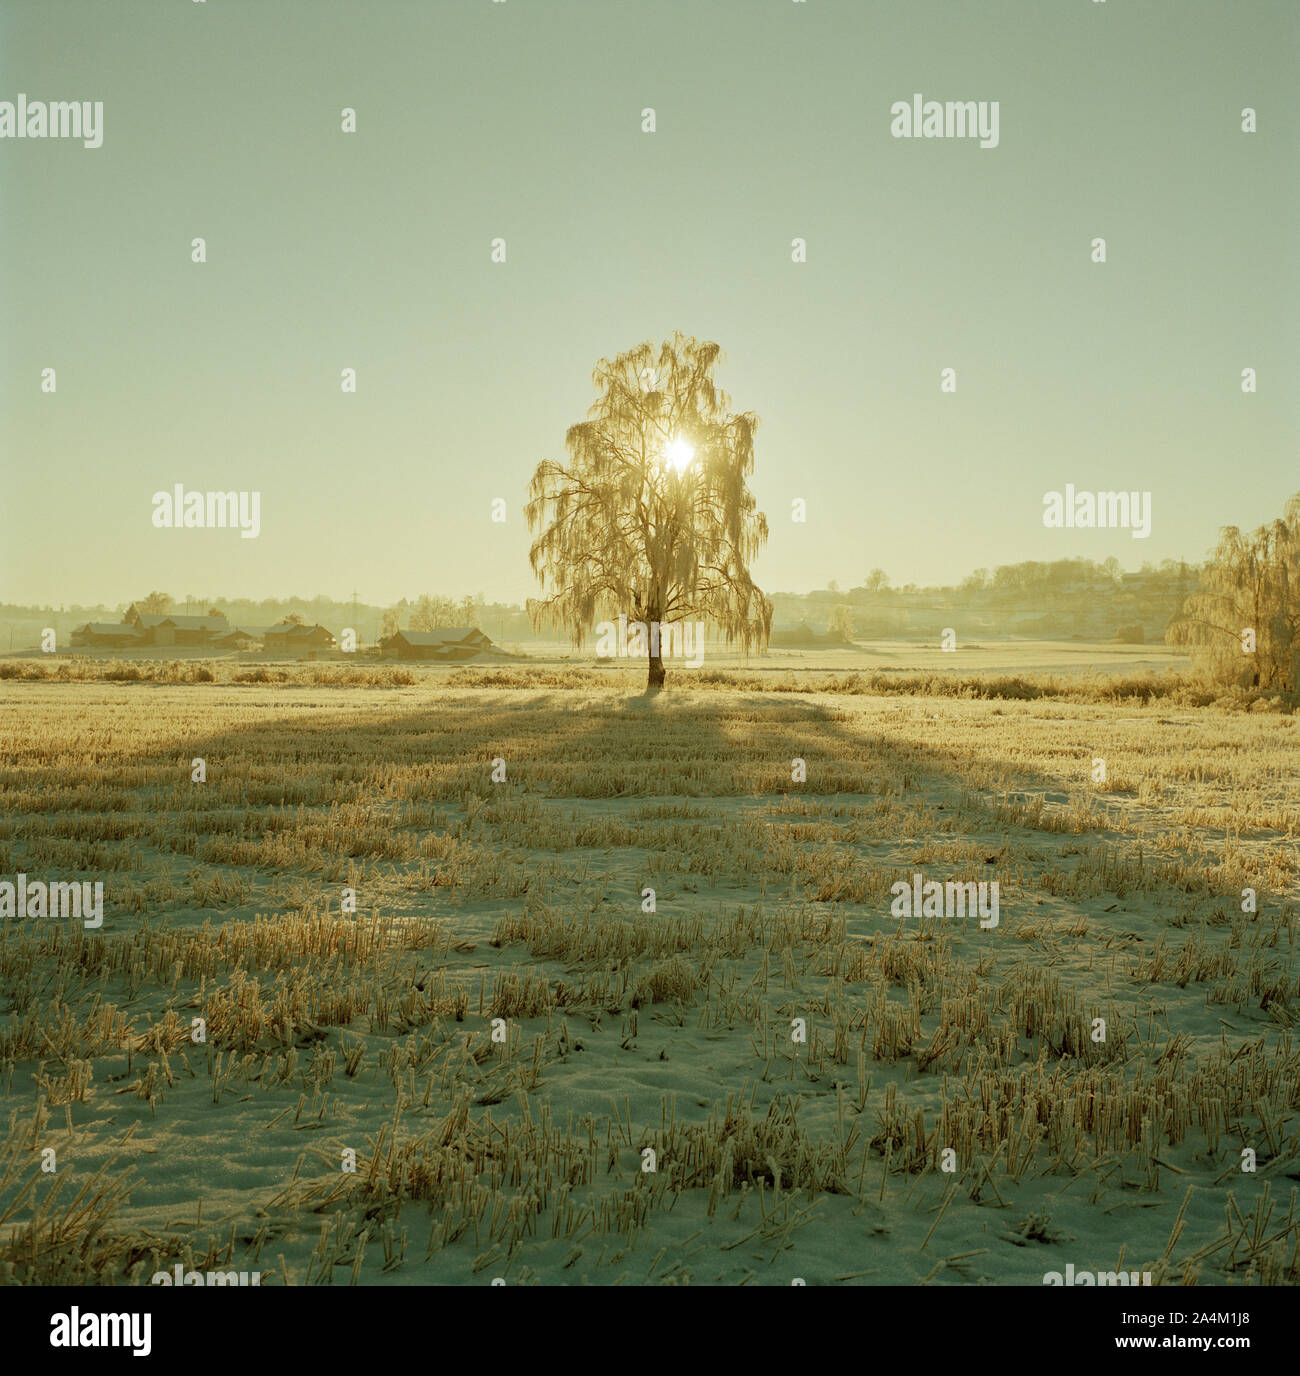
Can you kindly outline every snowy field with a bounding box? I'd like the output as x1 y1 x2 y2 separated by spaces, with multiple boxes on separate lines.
1 677 1296 1285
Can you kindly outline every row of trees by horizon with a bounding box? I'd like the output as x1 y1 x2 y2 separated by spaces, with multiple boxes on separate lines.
3 521 1295 694
772 557 1200 646
0 556 1201 646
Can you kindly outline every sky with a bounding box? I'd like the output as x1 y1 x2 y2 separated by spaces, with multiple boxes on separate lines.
2 0 1296 608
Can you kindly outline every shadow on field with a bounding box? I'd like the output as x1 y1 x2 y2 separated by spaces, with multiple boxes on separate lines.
77 684 1127 882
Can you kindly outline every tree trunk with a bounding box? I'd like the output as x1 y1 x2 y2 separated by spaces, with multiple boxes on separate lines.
647 648 666 693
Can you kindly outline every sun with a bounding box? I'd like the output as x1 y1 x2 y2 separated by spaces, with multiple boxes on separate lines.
664 438 695 473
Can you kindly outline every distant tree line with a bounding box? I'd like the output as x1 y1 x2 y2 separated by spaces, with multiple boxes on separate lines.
772 556 1200 642
9 498 1296 688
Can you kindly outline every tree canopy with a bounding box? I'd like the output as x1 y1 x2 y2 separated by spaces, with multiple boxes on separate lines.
1168 491 1299 692
526 333 771 689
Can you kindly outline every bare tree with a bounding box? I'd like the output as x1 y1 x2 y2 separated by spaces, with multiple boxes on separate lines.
828 605 855 643
526 333 771 691
410 595 456 631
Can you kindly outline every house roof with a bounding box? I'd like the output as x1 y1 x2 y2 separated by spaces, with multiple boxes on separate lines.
266 621 333 637
134 613 228 630
212 625 264 639
76 623 144 637
389 628 489 646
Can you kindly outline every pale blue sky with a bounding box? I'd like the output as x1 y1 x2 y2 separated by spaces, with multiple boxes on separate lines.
2 0 1296 606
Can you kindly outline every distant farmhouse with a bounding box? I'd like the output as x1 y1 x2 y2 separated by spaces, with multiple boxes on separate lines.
69 610 336 656
71 622 146 649
127 611 230 646
66 609 503 660
264 622 336 651
380 627 494 661
211 626 266 649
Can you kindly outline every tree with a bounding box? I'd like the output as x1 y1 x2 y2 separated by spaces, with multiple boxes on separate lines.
283 612 306 625
380 606 401 639
206 606 224 620
960 568 989 593
864 569 890 593
137 591 172 614
526 333 772 691
828 605 855 643
1167 492 1299 692
410 595 456 631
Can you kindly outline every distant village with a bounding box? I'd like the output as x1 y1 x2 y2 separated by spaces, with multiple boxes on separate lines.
68 605 499 661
